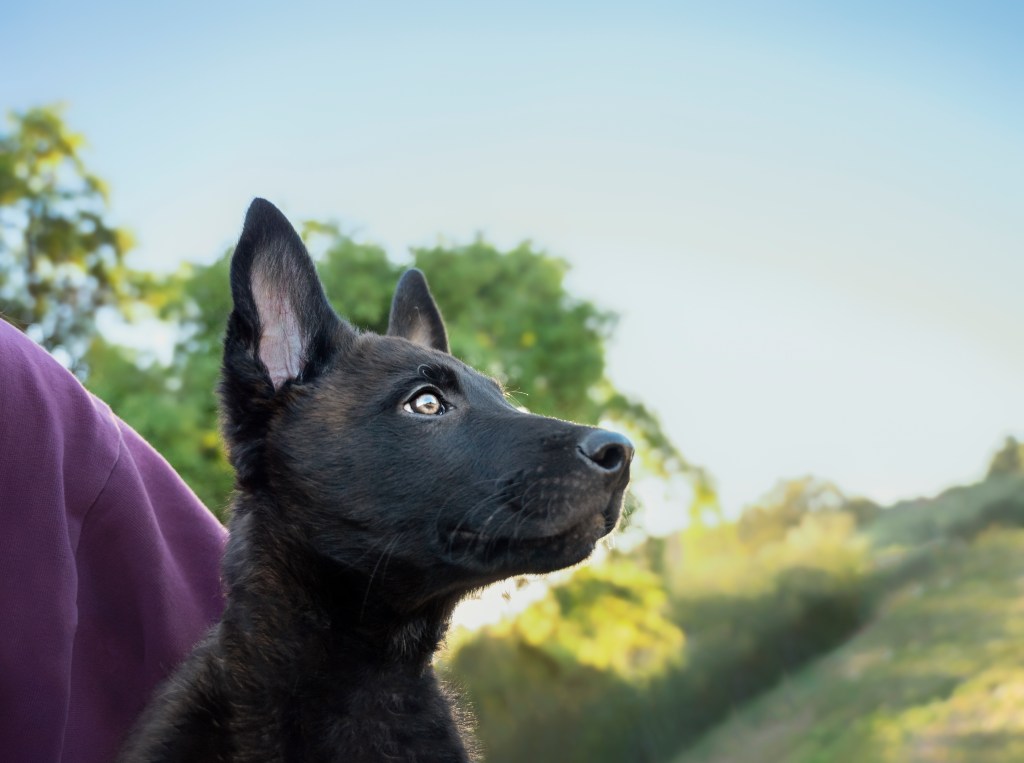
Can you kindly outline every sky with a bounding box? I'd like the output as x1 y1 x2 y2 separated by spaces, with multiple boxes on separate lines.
5 0 1023 529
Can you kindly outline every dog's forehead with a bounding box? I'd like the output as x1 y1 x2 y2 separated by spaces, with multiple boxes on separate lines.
343 334 503 397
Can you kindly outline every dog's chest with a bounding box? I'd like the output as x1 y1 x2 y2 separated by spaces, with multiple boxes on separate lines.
271 667 470 763
132 636 472 762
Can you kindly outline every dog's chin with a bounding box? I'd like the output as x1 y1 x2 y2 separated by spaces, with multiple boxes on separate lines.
446 495 623 578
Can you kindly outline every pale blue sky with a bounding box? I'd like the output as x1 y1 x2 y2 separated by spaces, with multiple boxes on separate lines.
5 1 1022 523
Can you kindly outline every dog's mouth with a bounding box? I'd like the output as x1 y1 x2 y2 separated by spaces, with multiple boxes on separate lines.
442 496 621 574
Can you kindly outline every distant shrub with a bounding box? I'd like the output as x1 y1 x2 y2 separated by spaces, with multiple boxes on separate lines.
736 477 880 555
949 477 1024 540
987 435 1024 479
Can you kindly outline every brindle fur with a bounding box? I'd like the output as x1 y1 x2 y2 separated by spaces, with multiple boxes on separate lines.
117 199 633 762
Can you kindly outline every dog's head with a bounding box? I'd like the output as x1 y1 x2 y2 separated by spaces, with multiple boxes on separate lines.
221 199 632 607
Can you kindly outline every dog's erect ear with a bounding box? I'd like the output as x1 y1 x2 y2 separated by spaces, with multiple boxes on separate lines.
387 269 449 353
226 198 346 392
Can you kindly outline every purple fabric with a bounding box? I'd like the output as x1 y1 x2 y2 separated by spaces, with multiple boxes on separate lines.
0 321 227 762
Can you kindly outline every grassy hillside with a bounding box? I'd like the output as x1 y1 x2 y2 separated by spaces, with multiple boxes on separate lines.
674 475 1024 763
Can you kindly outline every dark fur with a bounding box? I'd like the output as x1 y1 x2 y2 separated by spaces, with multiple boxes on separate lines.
117 199 633 762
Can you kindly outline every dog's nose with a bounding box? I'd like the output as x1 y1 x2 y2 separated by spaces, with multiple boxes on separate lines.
577 430 634 475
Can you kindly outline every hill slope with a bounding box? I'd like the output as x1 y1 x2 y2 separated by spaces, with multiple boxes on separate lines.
673 477 1024 763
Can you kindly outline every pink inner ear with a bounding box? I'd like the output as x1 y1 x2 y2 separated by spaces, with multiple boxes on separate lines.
407 324 434 348
253 268 303 389
405 308 433 347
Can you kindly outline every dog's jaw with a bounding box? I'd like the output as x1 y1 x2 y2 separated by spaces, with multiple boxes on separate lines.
438 484 627 580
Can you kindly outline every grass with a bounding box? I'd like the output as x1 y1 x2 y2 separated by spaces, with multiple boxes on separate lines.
672 521 1024 763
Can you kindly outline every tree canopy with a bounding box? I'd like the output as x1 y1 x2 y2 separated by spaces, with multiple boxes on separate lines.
987 435 1024 479
0 105 135 375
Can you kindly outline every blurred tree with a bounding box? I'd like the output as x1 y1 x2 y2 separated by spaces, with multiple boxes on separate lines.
987 435 1024 479
0 105 135 375
737 476 877 548
446 558 684 763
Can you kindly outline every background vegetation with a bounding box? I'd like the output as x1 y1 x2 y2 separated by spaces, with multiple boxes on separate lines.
3 106 1022 762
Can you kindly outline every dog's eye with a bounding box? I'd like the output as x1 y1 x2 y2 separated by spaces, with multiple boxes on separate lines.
403 390 447 416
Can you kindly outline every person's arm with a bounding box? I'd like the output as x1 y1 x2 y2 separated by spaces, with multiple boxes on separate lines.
0 321 227 763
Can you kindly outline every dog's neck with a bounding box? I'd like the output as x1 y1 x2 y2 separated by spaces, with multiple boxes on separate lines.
214 504 474 761
221 505 458 671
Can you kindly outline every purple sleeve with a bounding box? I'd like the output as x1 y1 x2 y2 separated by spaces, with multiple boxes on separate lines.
0 321 227 763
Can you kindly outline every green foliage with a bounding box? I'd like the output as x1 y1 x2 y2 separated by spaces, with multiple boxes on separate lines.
445 559 685 763
305 223 403 333
0 105 135 375
987 435 1024 479
862 472 1024 551
737 476 879 549
85 334 233 515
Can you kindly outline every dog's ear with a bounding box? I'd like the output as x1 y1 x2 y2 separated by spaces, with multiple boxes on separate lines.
225 198 349 393
222 199 353 484
387 269 449 353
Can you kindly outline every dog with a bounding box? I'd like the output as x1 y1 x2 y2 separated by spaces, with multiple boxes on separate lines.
117 198 634 762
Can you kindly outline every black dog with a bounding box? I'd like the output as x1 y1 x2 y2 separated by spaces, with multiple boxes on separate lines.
117 199 633 762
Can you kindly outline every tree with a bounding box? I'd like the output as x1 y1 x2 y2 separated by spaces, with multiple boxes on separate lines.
987 436 1024 479
737 476 876 548
445 558 684 763
0 105 134 375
